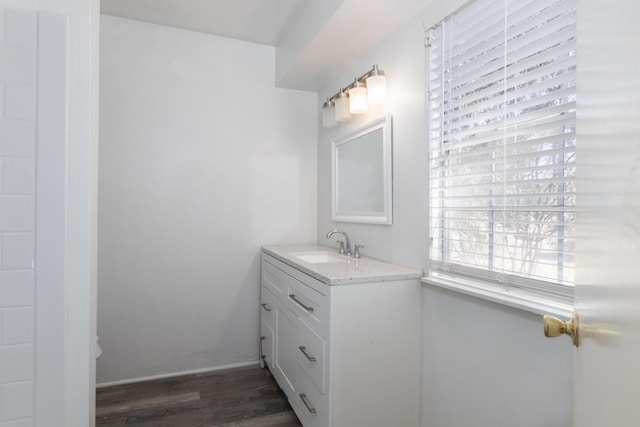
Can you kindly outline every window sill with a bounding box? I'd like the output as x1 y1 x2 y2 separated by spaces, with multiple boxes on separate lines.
421 275 573 318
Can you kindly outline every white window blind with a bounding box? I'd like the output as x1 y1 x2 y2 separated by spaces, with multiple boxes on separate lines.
428 0 576 301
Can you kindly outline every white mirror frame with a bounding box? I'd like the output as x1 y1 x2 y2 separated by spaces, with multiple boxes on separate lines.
331 114 393 224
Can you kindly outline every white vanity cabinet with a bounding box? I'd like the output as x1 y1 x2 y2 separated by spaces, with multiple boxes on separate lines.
260 247 422 427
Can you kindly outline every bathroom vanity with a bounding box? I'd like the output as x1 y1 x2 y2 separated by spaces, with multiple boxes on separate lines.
260 245 422 427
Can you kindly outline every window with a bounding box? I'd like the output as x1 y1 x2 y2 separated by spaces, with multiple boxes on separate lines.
428 0 576 304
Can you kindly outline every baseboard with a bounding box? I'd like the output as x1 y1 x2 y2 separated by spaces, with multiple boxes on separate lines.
96 360 260 388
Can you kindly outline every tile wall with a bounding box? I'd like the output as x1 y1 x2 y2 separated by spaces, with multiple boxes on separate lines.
0 7 37 427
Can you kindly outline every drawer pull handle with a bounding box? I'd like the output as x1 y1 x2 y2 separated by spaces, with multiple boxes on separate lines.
289 294 314 312
261 303 272 312
298 346 317 362
299 393 317 414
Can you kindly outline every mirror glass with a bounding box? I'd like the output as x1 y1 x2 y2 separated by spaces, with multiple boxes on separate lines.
332 114 392 224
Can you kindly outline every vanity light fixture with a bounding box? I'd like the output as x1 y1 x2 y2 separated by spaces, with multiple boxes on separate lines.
366 64 387 105
334 89 351 122
322 98 337 127
321 64 388 127
348 78 368 114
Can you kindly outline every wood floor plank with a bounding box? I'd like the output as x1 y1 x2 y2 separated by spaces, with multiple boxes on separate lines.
96 366 302 427
96 391 201 417
213 411 302 427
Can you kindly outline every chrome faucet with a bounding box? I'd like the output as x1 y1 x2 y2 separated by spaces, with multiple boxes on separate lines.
325 229 352 256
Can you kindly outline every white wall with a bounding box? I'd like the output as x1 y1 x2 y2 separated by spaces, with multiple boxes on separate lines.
316 4 573 426
423 287 572 426
317 25 427 268
97 16 317 384
0 1 98 426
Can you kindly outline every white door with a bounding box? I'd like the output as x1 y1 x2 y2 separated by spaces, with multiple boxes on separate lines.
573 0 640 425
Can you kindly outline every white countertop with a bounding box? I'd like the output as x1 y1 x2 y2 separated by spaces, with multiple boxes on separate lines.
262 245 422 285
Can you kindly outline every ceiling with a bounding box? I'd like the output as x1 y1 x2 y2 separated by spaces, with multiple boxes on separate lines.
100 0 304 46
100 0 430 90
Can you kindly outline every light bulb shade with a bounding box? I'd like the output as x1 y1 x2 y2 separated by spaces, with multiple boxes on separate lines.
366 65 387 105
322 99 337 127
366 74 387 105
334 91 351 122
348 79 368 114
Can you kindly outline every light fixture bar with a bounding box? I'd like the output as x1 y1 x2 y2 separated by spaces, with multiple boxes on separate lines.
325 64 386 104
321 64 387 128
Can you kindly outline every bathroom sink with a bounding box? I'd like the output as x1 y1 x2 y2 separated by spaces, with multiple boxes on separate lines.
292 251 346 264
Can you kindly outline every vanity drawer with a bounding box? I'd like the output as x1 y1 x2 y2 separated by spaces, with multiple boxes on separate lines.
285 274 327 336
295 368 325 427
297 319 325 392
262 258 287 297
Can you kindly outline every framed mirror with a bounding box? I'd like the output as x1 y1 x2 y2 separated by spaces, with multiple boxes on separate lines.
331 114 392 224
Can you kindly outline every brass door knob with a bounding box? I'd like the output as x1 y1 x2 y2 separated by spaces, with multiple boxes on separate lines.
543 313 579 347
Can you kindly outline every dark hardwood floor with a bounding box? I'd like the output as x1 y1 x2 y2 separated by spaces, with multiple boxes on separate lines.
96 365 302 427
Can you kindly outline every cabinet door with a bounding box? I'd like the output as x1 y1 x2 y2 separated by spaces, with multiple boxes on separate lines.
260 286 275 328
274 301 298 401
260 286 276 368
260 318 274 368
